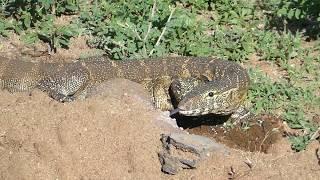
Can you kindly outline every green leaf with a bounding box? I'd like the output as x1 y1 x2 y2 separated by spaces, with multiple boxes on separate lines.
22 13 31 28
277 8 287 17
287 8 295 19
294 9 301 19
21 31 39 44
289 135 310 151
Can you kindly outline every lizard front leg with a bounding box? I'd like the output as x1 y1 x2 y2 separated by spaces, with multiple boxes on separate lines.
140 76 174 111
37 65 91 102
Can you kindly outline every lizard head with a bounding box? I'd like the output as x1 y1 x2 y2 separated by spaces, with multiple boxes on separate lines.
171 82 245 116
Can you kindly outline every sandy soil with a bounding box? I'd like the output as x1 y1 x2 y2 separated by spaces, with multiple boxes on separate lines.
0 37 319 179
0 79 319 179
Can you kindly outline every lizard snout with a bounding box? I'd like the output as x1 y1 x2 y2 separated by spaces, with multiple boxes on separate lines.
175 102 203 116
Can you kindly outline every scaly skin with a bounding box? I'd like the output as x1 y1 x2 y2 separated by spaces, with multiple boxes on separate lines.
0 56 250 116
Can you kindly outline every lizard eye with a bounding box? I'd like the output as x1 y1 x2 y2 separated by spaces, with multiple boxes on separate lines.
208 92 214 97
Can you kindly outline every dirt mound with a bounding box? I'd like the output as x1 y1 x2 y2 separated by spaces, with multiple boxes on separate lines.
0 79 319 179
0 79 165 179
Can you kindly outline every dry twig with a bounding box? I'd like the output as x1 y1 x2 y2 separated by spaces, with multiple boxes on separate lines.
149 6 175 56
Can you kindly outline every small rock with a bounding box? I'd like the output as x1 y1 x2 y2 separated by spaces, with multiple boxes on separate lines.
159 133 228 175
158 151 181 175
162 133 226 158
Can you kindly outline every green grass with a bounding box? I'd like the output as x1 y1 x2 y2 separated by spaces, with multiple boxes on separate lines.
0 0 319 151
248 68 319 151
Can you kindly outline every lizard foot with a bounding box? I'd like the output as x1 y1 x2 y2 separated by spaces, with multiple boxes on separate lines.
230 106 251 125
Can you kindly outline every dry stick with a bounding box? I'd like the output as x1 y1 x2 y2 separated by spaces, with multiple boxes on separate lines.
244 157 253 169
316 148 320 166
112 40 128 50
101 22 130 50
143 0 157 57
310 127 320 141
149 6 176 56
112 40 128 57
259 128 279 152
115 21 148 57
127 22 143 41
117 22 142 41
144 0 157 42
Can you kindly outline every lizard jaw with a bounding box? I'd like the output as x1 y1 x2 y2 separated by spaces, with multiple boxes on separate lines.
170 107 207 116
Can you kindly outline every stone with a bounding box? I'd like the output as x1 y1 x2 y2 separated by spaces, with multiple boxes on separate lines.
162 133 226 158
159 133 228 175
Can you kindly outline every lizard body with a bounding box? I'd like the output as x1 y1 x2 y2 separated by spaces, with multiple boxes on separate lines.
0 56 250 116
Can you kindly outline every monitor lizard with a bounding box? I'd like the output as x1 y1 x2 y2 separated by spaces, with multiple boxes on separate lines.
0 56 250 116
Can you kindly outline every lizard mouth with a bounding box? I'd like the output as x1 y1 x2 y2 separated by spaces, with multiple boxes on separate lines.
170 108 207 116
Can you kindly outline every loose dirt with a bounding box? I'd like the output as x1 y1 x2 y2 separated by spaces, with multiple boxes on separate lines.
186 114 285 153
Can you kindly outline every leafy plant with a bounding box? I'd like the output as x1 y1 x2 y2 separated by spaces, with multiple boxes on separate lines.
78 0 215 59
0 0 82 52
174 0 210 10
276 0 320 21
255 30 301 63
261 0 320 38
211 26 255 61
248 69 319 151
212 0 257 26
